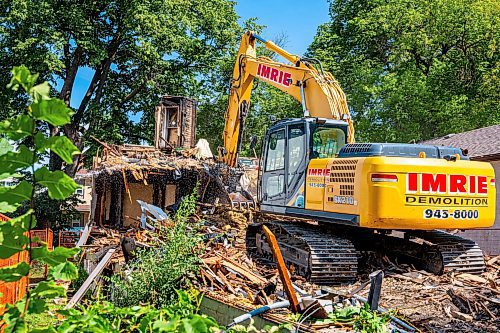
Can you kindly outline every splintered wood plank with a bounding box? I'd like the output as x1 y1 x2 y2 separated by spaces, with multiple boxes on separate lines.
65 248 116 309
261 225 299 313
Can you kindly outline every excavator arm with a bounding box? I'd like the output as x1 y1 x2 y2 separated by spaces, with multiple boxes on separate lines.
221 31 354 167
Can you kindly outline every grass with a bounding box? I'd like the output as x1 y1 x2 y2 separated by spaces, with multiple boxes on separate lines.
25 302 62 329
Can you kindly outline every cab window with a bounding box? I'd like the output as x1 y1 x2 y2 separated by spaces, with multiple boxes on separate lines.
312 127 346 158
288 124 305 185
265 129 285 171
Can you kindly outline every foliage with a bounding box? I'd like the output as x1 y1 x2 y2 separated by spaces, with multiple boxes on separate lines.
322 304 391 333
15 190 82 230
111 188 203 308
25 303 62 330
0 66 81 332
69 262 89 293
0 0 241 173
308 0 500 142
47 290 218 333
353 303 391 333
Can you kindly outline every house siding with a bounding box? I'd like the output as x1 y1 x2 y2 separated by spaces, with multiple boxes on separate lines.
458 160 500 255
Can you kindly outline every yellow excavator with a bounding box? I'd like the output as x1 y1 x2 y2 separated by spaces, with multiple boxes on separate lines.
219 31 496 284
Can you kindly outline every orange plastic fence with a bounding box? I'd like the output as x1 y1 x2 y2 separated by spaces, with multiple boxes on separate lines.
30 228 54 250
59 230 80 248
0 213 29 312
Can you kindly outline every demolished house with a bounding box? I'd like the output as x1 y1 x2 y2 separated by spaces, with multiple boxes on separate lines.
89 96 233 229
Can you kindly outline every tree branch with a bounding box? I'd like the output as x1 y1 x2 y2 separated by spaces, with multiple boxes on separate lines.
63 42 71 76
118 81 147 107
59 46 82 104
75 21 122 121
74 65 102 123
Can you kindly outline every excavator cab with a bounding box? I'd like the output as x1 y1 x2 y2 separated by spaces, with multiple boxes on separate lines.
259 117 348 214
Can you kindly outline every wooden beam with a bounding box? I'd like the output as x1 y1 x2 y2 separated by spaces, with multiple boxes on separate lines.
261 225 299 313
65 247 116 309
122 169 132 204
76 224 91 248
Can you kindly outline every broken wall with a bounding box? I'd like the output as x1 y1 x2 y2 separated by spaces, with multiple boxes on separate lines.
154 96 197 151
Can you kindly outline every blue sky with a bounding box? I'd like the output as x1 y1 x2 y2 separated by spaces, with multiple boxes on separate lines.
67 1 331 112
236 0 330 55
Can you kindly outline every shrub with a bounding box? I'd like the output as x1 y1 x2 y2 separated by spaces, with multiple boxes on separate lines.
111 188 203 308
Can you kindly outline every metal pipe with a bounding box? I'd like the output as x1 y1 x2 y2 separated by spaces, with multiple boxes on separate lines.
299 82 309 117
227 300 291 327
301 57 326 76
252 34 266 44
251 33 301 64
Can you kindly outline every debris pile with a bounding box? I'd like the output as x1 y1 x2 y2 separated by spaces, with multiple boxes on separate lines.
72 137 498 332
324 256 500 332
92 138 214 173
384 261 499 332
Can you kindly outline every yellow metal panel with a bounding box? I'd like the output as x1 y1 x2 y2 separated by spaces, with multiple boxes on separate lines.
324 158 365 215
358 157 496 229
305 159 329 211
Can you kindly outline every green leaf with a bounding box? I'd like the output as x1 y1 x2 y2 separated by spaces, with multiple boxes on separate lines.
0 262 30 282
31 245 80 266
0 213 33 259
35 134 80 164
27 281 66 315
7 65 38 92
0 138 13 156
30 82 51 102
30 328 57 333
4 315 28 333
0 181 33 213
180 316 215 333
31 98 73 126
49 262 78 281
153 319 178 331
0 115 34 141
0 145 35 181
35 167 79 199
10 211 36 229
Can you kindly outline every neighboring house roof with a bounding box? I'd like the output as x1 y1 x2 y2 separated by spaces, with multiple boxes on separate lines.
421 124 500 161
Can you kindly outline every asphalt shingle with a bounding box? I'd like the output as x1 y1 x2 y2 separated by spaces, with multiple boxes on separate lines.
421 124 500 160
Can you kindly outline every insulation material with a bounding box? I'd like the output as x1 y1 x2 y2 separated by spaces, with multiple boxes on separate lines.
195 139 214 159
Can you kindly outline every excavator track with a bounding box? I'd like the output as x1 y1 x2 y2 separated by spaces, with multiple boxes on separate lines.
247 219 486 285
409 230 486 274
249 222 359 285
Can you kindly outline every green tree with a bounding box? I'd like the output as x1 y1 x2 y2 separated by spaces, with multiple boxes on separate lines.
0 0 240 175
308 0 499 143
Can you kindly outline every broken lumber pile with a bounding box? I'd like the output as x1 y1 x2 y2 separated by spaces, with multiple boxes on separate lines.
322 255 500 333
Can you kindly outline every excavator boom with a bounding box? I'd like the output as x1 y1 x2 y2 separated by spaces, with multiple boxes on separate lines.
221 31 354 167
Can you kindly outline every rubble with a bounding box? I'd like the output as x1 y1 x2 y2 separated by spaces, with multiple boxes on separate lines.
72 197 500 332
324 257 499 332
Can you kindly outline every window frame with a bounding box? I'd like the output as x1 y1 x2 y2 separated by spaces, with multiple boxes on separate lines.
264 128 286 172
